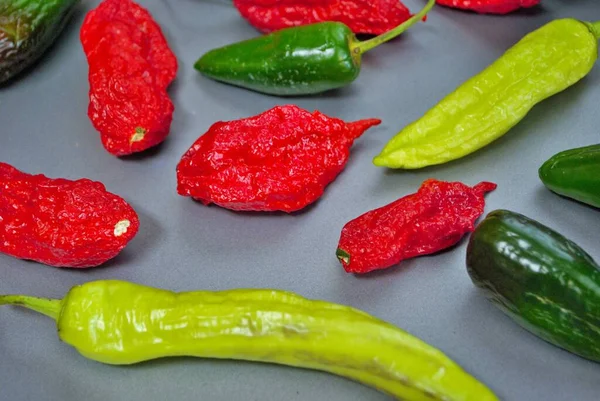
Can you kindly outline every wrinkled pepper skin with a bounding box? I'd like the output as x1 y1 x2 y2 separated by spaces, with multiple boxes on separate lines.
0 163 139 268
466 210 600 362
0 279 500 401
80 0 178 156
232 0 413 35
0 0 80 84
436 0 539 14
195 0 434 96
337 179 496 274
374 19 600 169
539 144 600 209
177 105 380 212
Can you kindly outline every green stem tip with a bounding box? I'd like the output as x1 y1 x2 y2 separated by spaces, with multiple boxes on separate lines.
336 249 351 265
353 0 436 55
0 295 61 320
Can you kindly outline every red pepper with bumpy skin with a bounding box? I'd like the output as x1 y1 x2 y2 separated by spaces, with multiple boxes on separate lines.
436 0 539 14
0 163 139 268
336 179 496 274
232 0 413 35
80 0 177 156
177 105 380 213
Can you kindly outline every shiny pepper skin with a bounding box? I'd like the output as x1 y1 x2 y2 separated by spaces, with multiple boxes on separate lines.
177 105 381 212
80 0 178 156
195 0 434 96
538 144 600 209
0 0 80 85
232 0 413 35
0 279 500 400
436 0 540 14
0 163 139 268
374 19 600 169
336 179 496 274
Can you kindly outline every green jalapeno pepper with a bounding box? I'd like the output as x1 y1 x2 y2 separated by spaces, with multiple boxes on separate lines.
467 209 600 362
194 0 435 96
373 19 600 169
0 0 81 84
0 279 499 401
539 144 600 208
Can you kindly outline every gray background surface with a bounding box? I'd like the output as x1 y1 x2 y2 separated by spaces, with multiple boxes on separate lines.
1 0 599 400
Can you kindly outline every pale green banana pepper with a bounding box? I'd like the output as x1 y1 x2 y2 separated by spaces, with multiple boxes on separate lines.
374 19 600 169
0 280 498 401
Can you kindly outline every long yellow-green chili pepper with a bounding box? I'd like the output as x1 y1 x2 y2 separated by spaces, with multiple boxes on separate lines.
374 19 600 169
0 280 499 401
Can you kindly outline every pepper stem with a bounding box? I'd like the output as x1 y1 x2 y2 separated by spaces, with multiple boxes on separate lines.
585 21 600 39
336 249 351 265
352 0 436 55
0 295 61 320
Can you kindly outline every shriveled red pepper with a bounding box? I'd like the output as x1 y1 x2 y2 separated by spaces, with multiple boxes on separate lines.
0 163 139 268
436 0 540 14
176 105 381 212
232 0 413 35
336 179 496 274
80 0 178 156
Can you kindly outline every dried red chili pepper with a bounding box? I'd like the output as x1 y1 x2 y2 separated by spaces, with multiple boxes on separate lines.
0 162 139 268
436 0 540 14
232 0 413 35
80 0 178 156
336 179 496 274
176 105 381 213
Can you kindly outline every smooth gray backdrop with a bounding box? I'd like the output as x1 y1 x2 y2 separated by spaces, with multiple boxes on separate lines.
1 0 599 400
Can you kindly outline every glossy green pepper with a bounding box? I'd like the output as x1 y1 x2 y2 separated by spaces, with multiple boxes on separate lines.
373 19 600 169
194 0 434 96
0 279 499 401
466 210 600 362
0 0 80 84
539 144 600 208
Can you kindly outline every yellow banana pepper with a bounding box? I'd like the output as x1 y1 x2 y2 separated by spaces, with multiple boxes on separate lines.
0 280 498 401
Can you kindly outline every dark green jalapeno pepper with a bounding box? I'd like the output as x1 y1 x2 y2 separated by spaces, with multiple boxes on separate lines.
194 0 435 96
539 144 600 208
0 0 80 84
466 209 600 363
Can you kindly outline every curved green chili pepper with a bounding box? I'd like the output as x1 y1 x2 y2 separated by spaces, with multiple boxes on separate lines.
194 0 435 96
539 144 600 208
0 279 499 401
373 19 600 169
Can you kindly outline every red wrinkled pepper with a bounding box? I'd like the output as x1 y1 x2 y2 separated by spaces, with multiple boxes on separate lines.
336 179 496 274
177 105 381 212
436 0 540 14
232 0 413 35
0 163 139 268
80 0 178 156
